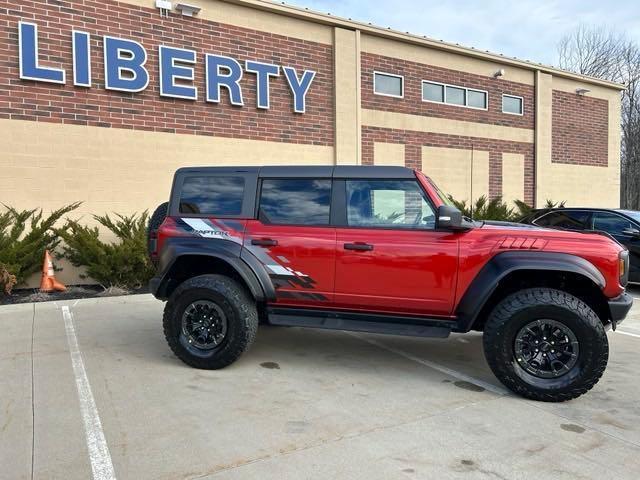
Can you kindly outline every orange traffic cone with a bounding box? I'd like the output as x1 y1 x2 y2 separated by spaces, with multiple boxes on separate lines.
39 250 66 293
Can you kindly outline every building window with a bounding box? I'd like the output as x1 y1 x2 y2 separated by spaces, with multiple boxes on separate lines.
467 89 488 109
259 178 332 225
502 94 524 115
422 81 487 109
373 72 404 98
446 85 466 106
422 82 444 103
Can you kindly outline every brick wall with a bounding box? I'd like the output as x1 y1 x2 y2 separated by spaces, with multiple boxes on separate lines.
0 0 334 145
552 90 608 166
362 52 535 130
362 126 535 205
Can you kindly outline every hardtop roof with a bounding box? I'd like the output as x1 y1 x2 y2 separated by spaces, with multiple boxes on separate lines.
175 165 416 179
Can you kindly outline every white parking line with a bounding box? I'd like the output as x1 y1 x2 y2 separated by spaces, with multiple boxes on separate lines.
617 329 640 338
349 333 510 396
62 306 116 480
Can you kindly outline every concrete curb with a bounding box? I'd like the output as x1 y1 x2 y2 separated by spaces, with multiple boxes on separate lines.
0 293 158 312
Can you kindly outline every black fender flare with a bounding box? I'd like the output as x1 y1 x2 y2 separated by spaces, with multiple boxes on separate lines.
150 238 276 301
454 251 606 332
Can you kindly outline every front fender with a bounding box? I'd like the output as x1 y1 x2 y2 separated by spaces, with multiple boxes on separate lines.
454 251 606 332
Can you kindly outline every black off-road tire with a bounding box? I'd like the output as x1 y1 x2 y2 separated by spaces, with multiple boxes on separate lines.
483 288 608 402
147 202 169 266
163 274 258 369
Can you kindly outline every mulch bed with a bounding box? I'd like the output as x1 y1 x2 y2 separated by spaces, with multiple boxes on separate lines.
0 285 149 305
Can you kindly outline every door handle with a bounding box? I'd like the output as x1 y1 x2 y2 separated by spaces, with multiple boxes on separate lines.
344 242 373 251
251 238 278 247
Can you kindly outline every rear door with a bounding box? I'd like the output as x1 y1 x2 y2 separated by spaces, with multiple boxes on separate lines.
244 170 336 306
333 176 458 316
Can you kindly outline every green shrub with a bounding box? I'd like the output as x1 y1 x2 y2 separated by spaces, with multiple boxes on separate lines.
447 196 566 222
449 195 516 221
0 203 80 295
56 212 154 289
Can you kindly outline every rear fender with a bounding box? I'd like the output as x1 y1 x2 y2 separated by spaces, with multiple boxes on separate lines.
151 237 276 301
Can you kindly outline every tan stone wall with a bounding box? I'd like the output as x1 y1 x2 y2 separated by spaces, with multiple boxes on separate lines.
421 147 489 203
501 153 525 206
334 28 362 165
373 143 405 167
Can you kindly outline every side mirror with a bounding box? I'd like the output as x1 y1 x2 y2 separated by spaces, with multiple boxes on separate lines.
623 227 640 238
437 205 471 231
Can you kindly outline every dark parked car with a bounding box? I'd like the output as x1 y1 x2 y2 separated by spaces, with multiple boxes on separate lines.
520 208 640 283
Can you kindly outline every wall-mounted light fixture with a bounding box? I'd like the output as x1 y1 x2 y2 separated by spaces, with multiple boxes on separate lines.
155 0 172 17
175 3 201 16
576 88 590 96
493 69 505 78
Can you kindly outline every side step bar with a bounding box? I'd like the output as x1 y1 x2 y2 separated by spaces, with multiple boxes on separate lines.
267 308 452 338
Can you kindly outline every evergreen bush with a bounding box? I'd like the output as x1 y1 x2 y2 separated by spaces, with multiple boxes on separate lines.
447 196 566 222
56 212 154 289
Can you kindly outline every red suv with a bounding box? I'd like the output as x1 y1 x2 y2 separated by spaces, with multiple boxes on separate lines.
148 166 632 402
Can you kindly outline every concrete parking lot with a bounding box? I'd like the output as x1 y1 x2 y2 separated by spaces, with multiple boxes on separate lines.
2 290 640 480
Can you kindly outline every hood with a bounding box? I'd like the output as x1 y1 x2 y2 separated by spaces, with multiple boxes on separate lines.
479 220 622 246
481 220 542 229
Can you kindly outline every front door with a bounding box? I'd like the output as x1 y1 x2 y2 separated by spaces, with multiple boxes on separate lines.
244 177 336 306
334 178 458 316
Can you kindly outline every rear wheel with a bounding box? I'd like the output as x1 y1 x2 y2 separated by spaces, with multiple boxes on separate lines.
483 288 608 402
147 202 168 267
163 274 258 369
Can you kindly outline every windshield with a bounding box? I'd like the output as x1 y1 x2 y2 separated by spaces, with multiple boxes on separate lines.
426 177 456 207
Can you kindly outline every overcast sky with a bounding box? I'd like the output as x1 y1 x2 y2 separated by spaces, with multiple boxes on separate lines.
286 0 640 67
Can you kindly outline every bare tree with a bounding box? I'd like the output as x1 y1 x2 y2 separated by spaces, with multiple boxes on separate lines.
558 25 640 209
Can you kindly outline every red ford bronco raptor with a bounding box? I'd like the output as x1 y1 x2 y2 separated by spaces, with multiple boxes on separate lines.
148 166 632 402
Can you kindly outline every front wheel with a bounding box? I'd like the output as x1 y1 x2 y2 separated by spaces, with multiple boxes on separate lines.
483 288 608 402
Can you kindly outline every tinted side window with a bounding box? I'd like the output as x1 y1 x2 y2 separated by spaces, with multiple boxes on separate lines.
179 176 245 215
593 213 632 235
259 179 331 225
534 211 590 230
346 180 436 229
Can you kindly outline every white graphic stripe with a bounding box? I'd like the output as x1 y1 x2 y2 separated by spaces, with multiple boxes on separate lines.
62 306 116 480
267 264 295 276
182 218 217 235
